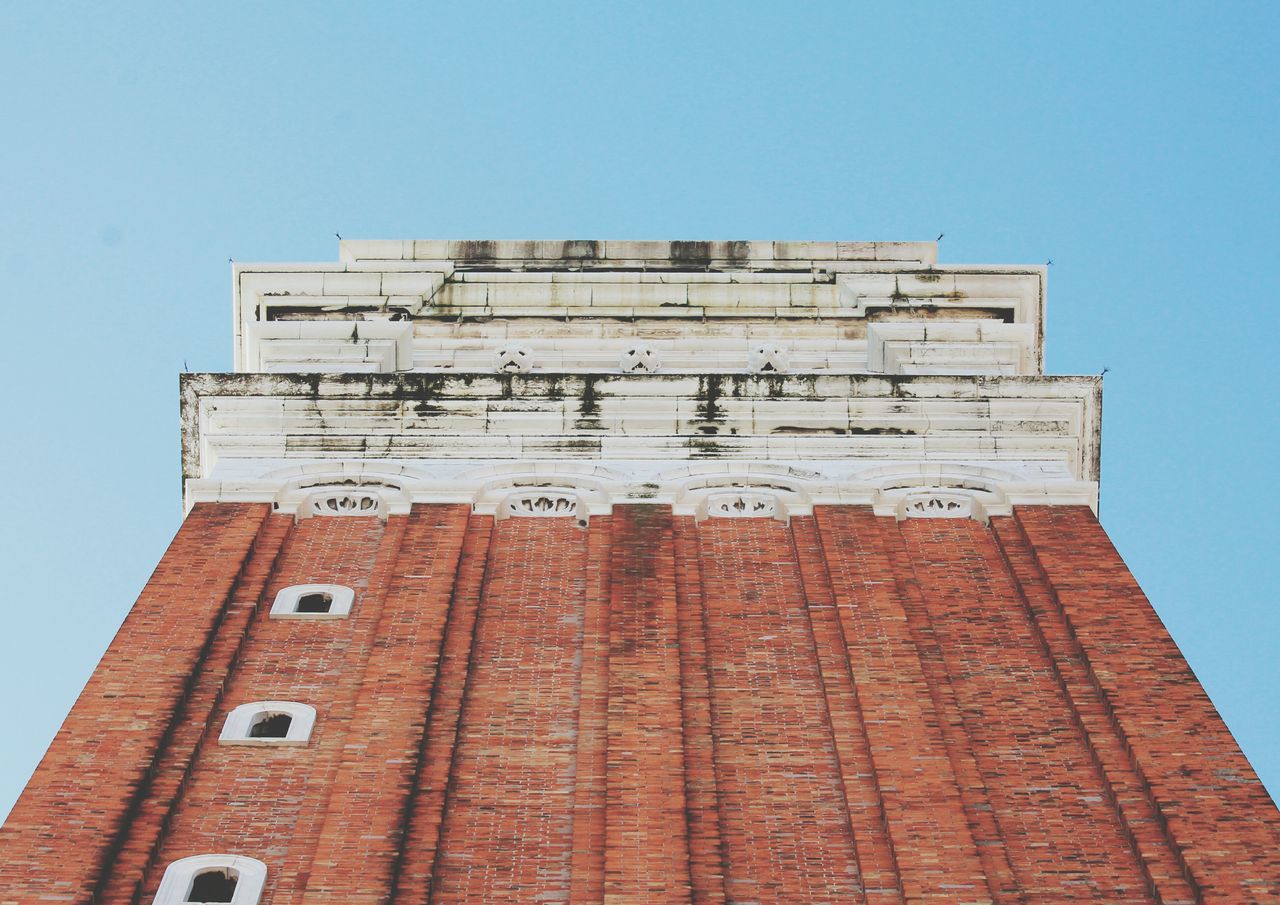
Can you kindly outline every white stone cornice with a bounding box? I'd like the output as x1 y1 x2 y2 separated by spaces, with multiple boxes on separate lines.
247 321 414 373
183 458 1097 517
234 241 1045 376
180 372 1101 493
336 239 939 269
205 241 1103 519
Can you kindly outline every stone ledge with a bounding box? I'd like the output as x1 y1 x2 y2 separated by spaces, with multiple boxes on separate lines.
180 372 1102 489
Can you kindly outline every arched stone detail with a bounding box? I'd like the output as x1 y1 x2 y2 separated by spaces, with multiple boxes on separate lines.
895 490 988 523
700 490 785 521
473 472 612 526
274 472 411 521
302 490 385 519
498 490 584 522
847 461 1023 489
874 483 1006 524
666 467 814 522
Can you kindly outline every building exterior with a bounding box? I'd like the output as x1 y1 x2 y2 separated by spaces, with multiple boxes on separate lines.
1 239 1277 903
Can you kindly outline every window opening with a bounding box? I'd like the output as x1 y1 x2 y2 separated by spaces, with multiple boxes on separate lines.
248 713 292 739
269 584 354 619
187 869 238 902
294 592 333 614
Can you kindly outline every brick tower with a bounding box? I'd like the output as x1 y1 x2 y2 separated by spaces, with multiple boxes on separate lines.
2 240 1277 904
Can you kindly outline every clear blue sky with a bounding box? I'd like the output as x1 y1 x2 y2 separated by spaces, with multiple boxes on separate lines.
1 2 1276 821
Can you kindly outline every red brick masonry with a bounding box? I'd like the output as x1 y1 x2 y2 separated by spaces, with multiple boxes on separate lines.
2 504 1277 903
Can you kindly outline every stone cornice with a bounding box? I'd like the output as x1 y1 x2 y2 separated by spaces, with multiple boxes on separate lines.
232 240 1045 374
181 371 1100 513
203 240 1097 517
182 458 1098 521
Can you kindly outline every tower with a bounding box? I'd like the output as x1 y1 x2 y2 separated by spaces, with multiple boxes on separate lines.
2 239 1276 903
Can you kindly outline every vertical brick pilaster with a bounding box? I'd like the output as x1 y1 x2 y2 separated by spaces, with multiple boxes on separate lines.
0 503 271 905
695 516 863 902
897 516 1153 901
1016 505 1280 900
392 514 494 902
789 515 904 905
990 514 1198 903
300 504 470 905
569 514 612 904
604 507 692 904
813 506 995 903
430 518 589 902
97 513 293 905
672 518 728 905
136 512 398 903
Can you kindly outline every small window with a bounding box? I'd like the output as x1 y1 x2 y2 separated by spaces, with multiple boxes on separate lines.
188 868 237 902
153 855 266 905
269 584 354 620
295 592 332 613
219 701 316 746
248 712 292 739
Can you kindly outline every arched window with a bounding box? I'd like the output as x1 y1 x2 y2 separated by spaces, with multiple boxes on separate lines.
247 712 292 739
219 701 316 746
152 854 266 905
188 868 237 901
269 584 354 620
295 592 332 613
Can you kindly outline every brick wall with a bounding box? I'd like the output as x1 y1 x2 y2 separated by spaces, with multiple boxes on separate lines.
2 502 1277 904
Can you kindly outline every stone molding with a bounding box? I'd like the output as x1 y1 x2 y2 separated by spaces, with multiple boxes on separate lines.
246 321 414 373
208 241 1086 522
233 240 1044 375
336 238 940 268
867 321 1035 376
181 372 1101 490
184 459 1096 520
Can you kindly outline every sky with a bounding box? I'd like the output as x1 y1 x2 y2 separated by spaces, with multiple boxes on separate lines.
0 2 1276 822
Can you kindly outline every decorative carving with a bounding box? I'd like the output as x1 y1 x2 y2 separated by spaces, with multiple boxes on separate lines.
495 344 534 373
749 344 790 374
297 477 402 490
308 491 381 516
503 493 579 518
704 491 780 519
899 491 976 520
620 344 660 373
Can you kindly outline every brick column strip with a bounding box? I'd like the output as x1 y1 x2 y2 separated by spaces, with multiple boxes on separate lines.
0 502 271 905
695 516 864 902
989 514 1199 903
897 517 1153 901
873 515 1023 903
429 518 590 902
813 506 997 902
392 513 495 902
672 518 729 905
604 506 693 903
135 513 400 902
300 505 470 905
96 513 293 904
568 514 612 904
788 515 904 904
1015 505 1280 900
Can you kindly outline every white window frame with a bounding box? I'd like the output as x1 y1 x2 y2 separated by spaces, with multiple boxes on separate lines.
219 701 316 746
152 853 267 905
269 583 354 620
